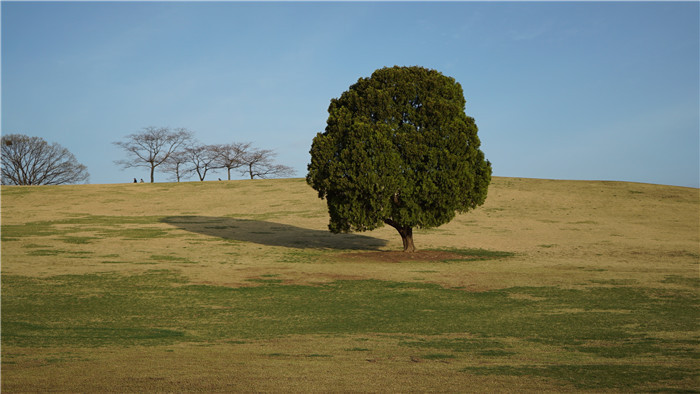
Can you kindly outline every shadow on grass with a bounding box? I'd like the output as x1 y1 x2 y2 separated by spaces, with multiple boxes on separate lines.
161 216 387 251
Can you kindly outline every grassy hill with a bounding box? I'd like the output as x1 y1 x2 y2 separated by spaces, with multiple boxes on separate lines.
2 177 698 391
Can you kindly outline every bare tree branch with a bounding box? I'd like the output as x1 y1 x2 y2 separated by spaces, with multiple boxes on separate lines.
212 142 251 180
184 143 222 181
240 147 295 179
1 134 89 185
161 149 194 182
113 126 193 183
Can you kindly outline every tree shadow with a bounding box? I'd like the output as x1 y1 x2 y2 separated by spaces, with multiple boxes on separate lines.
161 216 387 251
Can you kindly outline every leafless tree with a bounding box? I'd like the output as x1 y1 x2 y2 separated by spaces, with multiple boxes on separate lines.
184 144 222 181
161 149 194 182
113 127 193 183
212 142 250 180
240 148 295 179
1 134 89 185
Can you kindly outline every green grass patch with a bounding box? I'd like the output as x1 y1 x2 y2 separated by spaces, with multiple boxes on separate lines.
3 272 697 350
3 270 697 389
663 275 700 288
246 278 284 284
434 248 515 261
571 337 700 359
27 249 94 258
203 225 236 230
280 249 330 264
23 243 50 249
98 228 170 239
59 236 98 244
1 215 168 241
3 322 185 347
421 353 456 360
462 365 694 390
2 223 61 240
590 279 638 286
149 255 197 264
400 337 513 356
26 249 63 256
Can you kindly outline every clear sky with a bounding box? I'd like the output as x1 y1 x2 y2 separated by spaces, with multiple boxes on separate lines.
2 1 699 187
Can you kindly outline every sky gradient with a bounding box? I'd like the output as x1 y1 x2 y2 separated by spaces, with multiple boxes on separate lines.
2 1 699 187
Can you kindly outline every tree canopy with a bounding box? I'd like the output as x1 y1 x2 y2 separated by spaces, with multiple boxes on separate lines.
1 134 89 185
113 127 194 183
240 148 295 180
115 128 294 182
307 66 491 252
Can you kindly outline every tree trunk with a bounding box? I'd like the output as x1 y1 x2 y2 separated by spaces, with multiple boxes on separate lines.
384 219 416 252
150 165 155 183
399 226 415 252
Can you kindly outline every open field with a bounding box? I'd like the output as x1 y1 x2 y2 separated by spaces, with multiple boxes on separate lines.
2 177 698 392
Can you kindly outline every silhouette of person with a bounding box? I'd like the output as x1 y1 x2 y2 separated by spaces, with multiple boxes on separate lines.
133 178 137 183
140 179 144 183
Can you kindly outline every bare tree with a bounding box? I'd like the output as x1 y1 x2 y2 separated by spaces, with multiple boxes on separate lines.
113 127 193 183
240 148 295 179
1 134 89 185
212 142 250 180
161 149 193 182
184 144 221 181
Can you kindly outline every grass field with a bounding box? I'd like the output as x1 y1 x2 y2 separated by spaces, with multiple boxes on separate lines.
2 177 698 392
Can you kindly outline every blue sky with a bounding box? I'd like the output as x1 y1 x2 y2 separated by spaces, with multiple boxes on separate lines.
2 1 698 187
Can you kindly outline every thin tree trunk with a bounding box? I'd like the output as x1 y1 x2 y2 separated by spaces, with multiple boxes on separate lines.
150 165 155 183
384 219 416 252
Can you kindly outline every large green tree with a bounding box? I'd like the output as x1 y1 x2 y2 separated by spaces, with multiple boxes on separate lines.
307 66 491 252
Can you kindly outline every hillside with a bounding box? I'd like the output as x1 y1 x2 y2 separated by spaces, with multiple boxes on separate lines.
2 177 698 391
2 177 697 288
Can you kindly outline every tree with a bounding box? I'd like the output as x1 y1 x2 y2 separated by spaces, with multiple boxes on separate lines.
241 147 295 179
113 127 193 183
306 66 491 252
184 144 221 181
212 142 250 180
1 134 89 185
161 149 193 182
